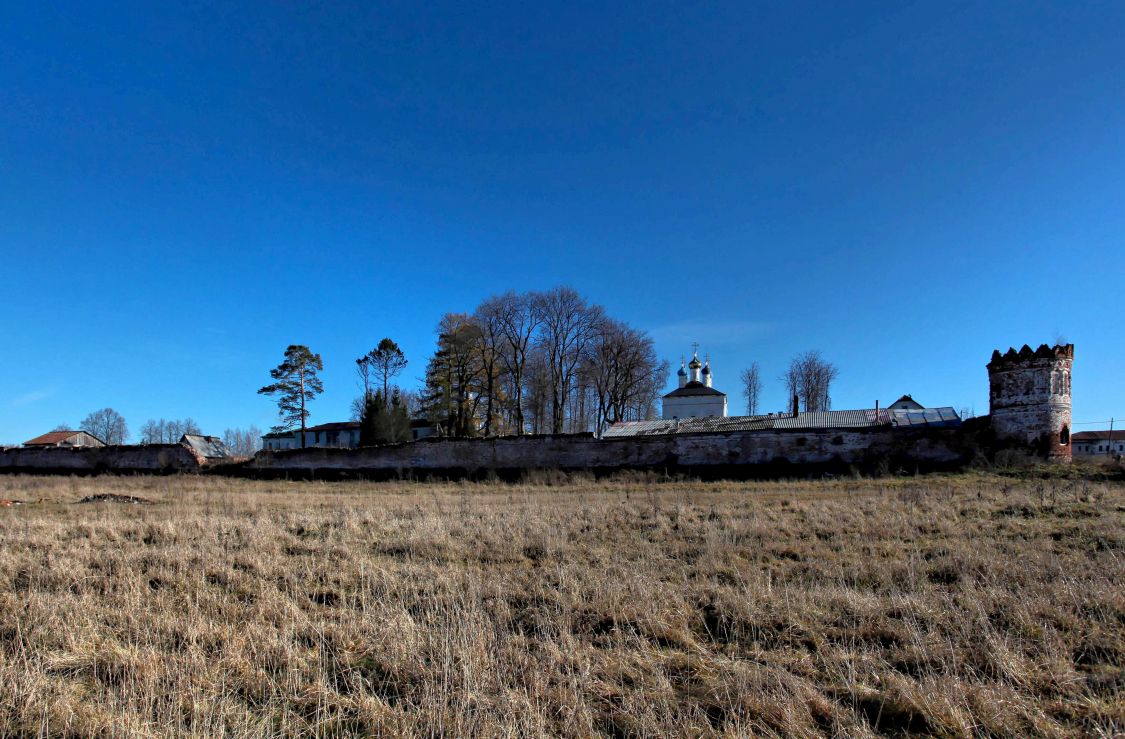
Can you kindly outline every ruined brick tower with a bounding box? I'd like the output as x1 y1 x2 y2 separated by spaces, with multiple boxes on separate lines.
987 343 1074 460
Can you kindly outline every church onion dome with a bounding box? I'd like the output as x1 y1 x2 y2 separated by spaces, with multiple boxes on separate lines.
688 355 702 369
677 365 687 377
701 364 710 375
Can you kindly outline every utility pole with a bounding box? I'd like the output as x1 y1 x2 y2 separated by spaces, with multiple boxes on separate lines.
1108 417 1115 458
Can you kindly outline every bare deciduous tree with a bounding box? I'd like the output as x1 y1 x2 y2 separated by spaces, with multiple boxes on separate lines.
81 408 129 445
222 426 263 457
533 287 605 434
140 418 201 444
471 303 507 436
783 351 839 412
477 292 540 436
740 363 762 416
523 349 551 435
586 319 667 435
418 286 661 437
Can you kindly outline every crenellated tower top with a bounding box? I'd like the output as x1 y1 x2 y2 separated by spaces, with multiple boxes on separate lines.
987 342 1074 460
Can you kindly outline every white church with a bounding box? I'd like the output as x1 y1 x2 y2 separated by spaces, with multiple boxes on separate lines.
662 349 728 419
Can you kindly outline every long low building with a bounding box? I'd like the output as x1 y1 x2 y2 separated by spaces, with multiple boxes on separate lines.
1072 430 1124 457
262 420 437 450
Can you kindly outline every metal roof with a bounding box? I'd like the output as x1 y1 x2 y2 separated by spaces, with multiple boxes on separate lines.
180 434 232 459
663 381 726 398
304 421 361 432
1072 430 1125 442
23 430 104 446
604 407 961 438
773 409 891 429
604 415 775 437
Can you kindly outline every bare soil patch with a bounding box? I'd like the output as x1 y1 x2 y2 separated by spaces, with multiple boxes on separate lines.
76 493 154 505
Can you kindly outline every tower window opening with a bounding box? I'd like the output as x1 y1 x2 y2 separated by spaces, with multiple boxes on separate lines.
1060 425 1070 445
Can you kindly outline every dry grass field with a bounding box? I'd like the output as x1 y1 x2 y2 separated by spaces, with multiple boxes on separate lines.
0 472 1122 738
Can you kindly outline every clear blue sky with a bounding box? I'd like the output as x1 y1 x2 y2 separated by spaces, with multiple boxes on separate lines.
2 1 1123 443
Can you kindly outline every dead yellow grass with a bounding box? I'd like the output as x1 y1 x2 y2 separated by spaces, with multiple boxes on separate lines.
0 473 1122 737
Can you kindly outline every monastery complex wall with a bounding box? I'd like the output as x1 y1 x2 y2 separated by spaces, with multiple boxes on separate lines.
244 426 975 479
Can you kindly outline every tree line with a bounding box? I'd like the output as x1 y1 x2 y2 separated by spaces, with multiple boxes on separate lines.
47 408 261 456
257 286 667 444
418 286 666 437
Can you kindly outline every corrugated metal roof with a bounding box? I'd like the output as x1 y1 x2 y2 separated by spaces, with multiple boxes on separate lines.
773 409 891 429
604 407 960 438
180 434 232 459
604 415 775 437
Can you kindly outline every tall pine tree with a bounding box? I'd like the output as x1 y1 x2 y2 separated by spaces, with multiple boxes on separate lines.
258 345 324 448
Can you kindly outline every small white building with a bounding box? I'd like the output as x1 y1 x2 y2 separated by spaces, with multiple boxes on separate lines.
888 394 925 410
261 430 300 451
266 423 359 450
263 420 436 449
662 351 728 420
303 422 362 448
262 422 362 450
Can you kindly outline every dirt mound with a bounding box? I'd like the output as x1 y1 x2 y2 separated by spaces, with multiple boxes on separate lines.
77 493 154 505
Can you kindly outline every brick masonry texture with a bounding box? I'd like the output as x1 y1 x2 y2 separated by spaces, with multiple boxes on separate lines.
987 344 1073 460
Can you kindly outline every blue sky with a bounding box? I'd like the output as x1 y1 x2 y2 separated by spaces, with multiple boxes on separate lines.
2 1 1123 443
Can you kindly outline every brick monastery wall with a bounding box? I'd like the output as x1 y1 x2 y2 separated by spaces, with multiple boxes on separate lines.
246 427 975 479
0 428 978 479
0 444 203 474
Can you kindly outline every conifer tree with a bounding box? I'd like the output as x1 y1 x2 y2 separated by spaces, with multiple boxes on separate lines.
360 391 389 446
366 339 408 407
389 388 411 443
258 345 324 448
